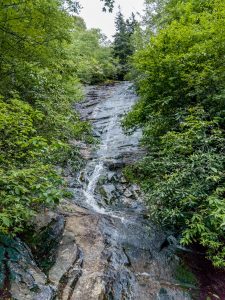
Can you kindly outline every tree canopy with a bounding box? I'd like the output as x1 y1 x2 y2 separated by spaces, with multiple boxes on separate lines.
124 0 225 267
0 0 116 235
113 10 137 79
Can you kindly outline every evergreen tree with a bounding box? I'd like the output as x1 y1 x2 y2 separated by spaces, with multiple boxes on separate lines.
113 9 137 79
101 0 115 12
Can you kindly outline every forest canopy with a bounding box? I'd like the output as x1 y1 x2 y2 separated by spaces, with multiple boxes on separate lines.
1 0 225 270
0 0 116 235
124 0 225 267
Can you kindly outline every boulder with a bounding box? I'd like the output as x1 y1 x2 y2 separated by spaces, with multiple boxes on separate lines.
124 188 133 198
105 160 126 171
99 184 116 203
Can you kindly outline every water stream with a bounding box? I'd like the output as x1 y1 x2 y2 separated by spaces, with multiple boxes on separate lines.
68 82 194 299
4 82 222 300
76 81 141 214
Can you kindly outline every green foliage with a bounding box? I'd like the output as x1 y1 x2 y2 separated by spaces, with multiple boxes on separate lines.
135 107 225 266
0 98 65 234
175 262 198 287
125 0 225 266
113 11 137 79
0 166 64 234
101 0 115 12
0 1 115 235
69 17 117 84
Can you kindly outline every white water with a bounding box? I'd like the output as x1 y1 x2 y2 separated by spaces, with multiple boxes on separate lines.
72 82 194 300
77 82 141 217
82 162 105 213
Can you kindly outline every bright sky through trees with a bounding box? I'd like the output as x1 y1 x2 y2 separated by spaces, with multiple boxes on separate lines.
79 0 144 39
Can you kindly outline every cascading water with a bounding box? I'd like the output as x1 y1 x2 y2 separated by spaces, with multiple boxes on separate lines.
67 82 194 300
6 82 220 300
75 82 141 215
82 113 118 213
82 162 105 213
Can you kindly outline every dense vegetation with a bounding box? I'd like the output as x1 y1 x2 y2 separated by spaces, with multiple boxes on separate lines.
2 0 225 271
0 0 116 235
69 17 117 83
124 0 225 267
113 10 137 79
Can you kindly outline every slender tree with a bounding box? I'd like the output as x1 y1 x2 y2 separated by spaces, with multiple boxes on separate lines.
113 9 137 79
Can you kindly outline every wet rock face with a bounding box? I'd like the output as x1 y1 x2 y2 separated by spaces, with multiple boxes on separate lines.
2 82 196 299
95 170 143 209
32 213 65 272
0 235 55 300
60 82 195 300
48 208 84 300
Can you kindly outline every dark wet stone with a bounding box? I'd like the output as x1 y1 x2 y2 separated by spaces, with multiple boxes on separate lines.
158 288 171 300
31 213 65 272
1 82 198 300
124 188 133 198
92 129 101 137
67 83 195 299
0 235 55 300
99 184 116 202
105 160 126 170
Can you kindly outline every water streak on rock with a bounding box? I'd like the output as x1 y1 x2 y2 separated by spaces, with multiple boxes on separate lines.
63 82 195 300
